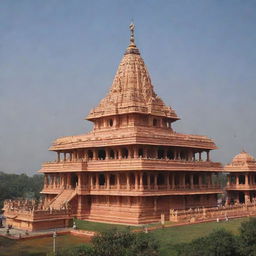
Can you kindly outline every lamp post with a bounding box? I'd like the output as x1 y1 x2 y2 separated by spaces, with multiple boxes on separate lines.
53 231 57 254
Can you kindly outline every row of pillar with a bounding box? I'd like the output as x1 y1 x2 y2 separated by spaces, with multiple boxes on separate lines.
56 147 210 162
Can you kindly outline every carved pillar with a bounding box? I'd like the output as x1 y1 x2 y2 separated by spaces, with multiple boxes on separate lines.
90 174 94 189
93 149 97 160
245 173 249 186
154 173 158 190
96 173 99 189
117 173 120 189
207 173 212 186
128 146 132 158
106 173 110 190
236 174 239 185
147 173 151 190
134 146 139 159
198 174 202 188
57 152 60 162
126 172 130 190
207 151 210 161
105 149 110 160
172 173 175 189
139 172 143 190
135 172 139 190
199 152 202 161
167 173 170 189
227 175 230 186
67 173 71 189
190 174 194 189
64 152 66 162
245 191 250 204
118 148 122 159
163 148 167 159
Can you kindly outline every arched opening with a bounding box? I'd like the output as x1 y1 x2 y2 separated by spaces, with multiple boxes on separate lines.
110 174 116 186
110 149 115 159
138 148 143 158
157 148 164 159
99 173 105 185
98 149 106 160
122 148 129 158
88 150 93 160
185 174 190 185
239 175 245 184
109 119 113 127
167 150 174 160
71 173 78 189
157 173 165 185
153 119 158 127
180 151 187 160
193 175 199 185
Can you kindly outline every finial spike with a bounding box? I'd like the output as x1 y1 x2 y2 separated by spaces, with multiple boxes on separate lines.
129 22 135 46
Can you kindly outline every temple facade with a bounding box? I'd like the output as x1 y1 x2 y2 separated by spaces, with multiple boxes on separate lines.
4 24 223 230
225 151 256 204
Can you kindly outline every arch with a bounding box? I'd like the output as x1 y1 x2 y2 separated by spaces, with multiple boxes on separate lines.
99 173 105 185
71 173 78 189
180 151 187 160
122 148 129 158
98 149 106 160
157 173 165 185
157 148 164 159
109 149 115 159
109 119 113 127
110 174 116 185
153 118 158 127
138 148 144 158
167 150 174 160
88 150 93 160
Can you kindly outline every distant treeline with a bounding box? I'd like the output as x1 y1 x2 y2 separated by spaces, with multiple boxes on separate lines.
0 172 44 210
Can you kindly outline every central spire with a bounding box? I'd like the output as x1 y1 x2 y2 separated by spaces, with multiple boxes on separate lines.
87 24 179 121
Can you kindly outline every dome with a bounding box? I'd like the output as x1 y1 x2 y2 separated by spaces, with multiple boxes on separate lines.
232 151 255 163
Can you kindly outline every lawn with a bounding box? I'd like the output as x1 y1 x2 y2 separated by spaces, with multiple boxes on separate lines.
151 217 248 256
0 217 249 256
0 234 90 256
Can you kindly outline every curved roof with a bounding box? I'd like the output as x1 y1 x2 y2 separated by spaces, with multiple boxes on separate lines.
232 151 255 164
86 28 178 121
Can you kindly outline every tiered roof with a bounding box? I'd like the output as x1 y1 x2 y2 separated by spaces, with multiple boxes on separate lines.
50 23 217 151
225 151 256 172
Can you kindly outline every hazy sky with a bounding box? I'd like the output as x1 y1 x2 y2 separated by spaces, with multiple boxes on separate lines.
1 0 256 175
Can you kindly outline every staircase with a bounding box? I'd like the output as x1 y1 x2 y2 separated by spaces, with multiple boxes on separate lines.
49 189 76 209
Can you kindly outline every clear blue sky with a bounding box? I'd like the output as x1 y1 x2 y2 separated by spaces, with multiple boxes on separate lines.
0 0 256 175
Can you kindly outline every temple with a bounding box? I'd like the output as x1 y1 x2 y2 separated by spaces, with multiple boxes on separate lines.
3 24 223 230
225 151 256 204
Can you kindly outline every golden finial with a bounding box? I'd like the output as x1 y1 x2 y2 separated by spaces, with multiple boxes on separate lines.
129 22 135 46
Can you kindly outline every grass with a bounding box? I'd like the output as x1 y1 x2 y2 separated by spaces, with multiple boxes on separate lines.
74 218 137 232
0 234 90 256
151 217 248 256
0 217 249 256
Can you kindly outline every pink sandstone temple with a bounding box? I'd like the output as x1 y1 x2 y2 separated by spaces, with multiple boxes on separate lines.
225 151 256 204
4 24 225 231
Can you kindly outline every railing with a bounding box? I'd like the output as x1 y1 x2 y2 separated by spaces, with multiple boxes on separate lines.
226 184 256 190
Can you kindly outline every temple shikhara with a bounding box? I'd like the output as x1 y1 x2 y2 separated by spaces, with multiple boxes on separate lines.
4 24 225 231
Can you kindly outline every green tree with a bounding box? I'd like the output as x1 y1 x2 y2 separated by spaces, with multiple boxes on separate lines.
238 218 256 256
177 229 238 256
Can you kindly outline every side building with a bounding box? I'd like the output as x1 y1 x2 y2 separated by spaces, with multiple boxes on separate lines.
225 151 256 204
3 24 223 230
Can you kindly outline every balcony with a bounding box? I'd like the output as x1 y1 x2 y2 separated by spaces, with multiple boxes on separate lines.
39 158 222 173
77 184 222 196
39 161 87 173
225 184 256 191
